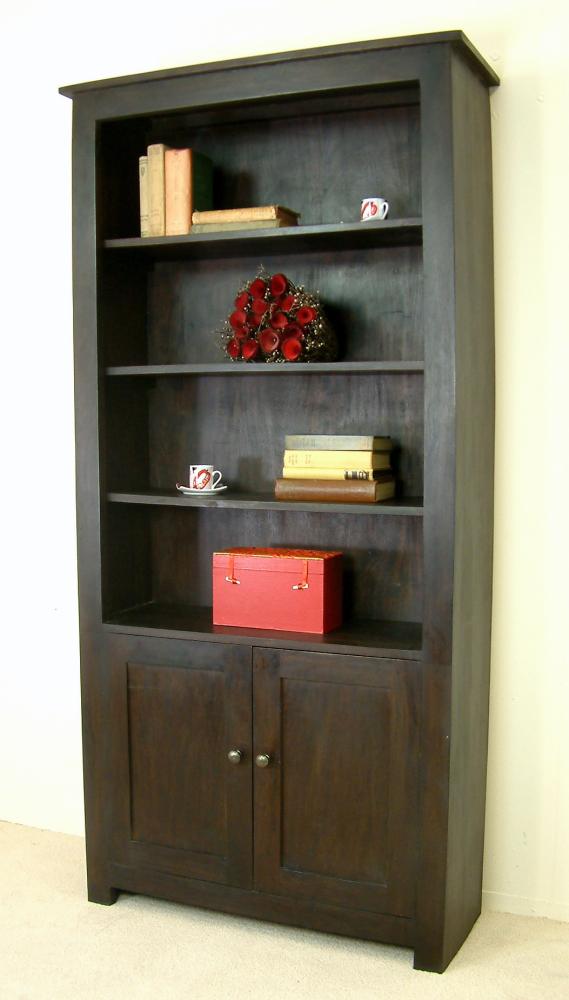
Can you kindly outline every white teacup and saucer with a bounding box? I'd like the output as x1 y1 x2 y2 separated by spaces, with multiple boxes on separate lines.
176 464 227 496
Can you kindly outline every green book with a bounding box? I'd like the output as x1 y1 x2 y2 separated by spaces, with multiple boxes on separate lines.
192 152 213 212
191 219 297 232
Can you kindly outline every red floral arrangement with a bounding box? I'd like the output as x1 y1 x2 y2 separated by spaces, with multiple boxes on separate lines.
220 268 338 363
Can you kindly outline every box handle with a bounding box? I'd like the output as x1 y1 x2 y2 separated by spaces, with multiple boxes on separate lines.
292 559 309 591
225 553 241 585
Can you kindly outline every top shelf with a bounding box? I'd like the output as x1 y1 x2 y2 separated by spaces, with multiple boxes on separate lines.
103 219 423 259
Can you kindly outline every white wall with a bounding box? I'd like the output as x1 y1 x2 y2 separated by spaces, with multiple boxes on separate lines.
1 0 567 922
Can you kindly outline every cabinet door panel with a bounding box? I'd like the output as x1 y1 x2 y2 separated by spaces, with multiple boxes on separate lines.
110 635 252 888
253 649 418 916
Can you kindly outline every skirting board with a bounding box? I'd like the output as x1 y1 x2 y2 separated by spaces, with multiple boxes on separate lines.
483 890 569 923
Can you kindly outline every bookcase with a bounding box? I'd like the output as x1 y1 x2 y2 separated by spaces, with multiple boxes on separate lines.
60 32 497 972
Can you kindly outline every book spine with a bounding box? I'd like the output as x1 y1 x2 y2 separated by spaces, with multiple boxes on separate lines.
275 479 382 503
192 205 298 224
284 449 389 470
284 434 391 451
147 143 169 236
282 467 387 480
139 156 149 237
165 148 192 236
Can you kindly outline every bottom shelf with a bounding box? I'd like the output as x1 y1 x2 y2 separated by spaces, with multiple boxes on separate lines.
104 603 423 659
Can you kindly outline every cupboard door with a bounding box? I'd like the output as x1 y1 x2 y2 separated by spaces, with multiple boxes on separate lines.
109 635 252 887
253 649 418 916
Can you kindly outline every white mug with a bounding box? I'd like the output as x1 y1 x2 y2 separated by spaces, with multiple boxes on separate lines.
360 197 389 221
189 464 222 491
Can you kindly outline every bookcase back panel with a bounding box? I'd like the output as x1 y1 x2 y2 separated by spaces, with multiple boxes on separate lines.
99 91 421 241
166 102 421 225
144 507 423 623
142 247 423 366
143 372 423 497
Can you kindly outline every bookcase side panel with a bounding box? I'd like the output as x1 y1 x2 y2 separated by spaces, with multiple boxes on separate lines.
72 98 116 903
444 49 495 967
414 50 457 972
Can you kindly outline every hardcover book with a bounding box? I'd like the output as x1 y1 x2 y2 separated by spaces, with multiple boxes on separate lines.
191 219 297 232
165 148 213 235
147 143 169 236
275 478 395 503
192 205 300 225
285 434 392 451
283 449 391 471
138 155 149 237
281 467 390 480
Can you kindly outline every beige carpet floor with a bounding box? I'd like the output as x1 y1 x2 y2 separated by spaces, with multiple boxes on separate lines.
1 820 568 999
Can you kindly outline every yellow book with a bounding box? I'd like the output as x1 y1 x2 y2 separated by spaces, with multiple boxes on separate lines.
282 467 390 480
283 449 391 471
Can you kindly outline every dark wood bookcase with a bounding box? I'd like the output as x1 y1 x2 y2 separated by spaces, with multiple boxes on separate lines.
61 32 497 972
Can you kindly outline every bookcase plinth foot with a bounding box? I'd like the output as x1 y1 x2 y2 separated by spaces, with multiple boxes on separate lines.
88 883 119 906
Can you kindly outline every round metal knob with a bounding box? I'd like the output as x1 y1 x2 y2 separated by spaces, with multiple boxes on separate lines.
255 753 271 769
227 749 243 765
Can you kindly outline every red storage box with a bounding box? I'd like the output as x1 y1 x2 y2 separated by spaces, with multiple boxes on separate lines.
213 547 343 634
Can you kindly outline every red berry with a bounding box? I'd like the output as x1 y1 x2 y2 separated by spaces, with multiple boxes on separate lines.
282 337 302 361
242 338 260 360
269 272 288 297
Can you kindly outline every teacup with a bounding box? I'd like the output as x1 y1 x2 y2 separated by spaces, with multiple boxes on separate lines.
189 464 223 491
360 197 389 221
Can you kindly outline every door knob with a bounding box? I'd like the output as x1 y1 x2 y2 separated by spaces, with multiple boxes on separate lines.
227 749 243 765
255 753 271 768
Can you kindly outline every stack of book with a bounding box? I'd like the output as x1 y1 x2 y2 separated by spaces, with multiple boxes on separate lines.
275 435 395 504
139 144 213 237
190 205 300 233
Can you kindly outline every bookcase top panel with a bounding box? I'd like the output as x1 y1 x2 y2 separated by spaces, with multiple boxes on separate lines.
59 31 499 98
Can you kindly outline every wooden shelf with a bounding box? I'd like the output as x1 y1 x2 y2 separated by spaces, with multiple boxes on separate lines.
106 360 425 377
107 489 424 516
103 218 423 259
104 602 423 659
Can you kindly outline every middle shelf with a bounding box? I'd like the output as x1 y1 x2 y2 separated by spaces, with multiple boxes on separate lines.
107 489 424 516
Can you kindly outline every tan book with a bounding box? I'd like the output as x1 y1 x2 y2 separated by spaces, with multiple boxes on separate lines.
164 149 213 235
147 143 169 236
283 449 391 471
275 478 396 503
191 219 297 233
192 205 300 225
281 467 391 480
139 156 149 237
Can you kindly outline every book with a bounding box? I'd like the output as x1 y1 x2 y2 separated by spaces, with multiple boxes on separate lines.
275 477 396 504
147 143 170 236
139 156 149 237
192 205 300 225
283 449 391 471
165 149 213 236
281 467 391 480
191 219 297 233
284 434 392 451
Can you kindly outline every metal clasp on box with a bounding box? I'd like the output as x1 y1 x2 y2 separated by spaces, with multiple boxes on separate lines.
292 560 309 591
225 554 240 585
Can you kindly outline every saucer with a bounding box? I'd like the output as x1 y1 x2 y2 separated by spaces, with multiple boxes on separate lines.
176 483 228 496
